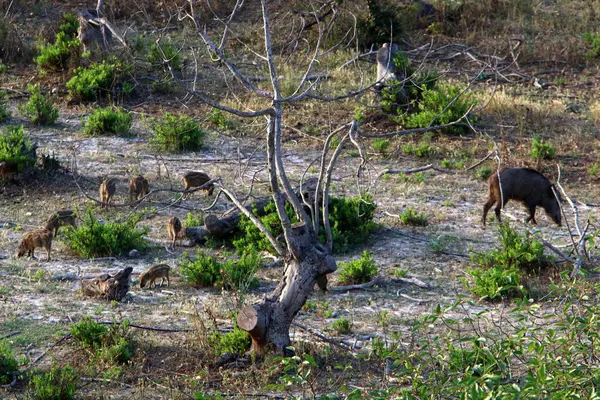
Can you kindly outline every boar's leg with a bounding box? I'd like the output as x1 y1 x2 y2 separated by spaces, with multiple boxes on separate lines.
482 198 496 225
526 204 538 225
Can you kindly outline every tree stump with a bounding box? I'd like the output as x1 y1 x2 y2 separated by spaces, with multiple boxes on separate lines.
81 267 132 301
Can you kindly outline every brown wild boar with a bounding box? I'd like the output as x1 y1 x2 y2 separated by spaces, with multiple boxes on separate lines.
139 264 171 289
129 175 149 202
167 216 182 249
182 171 214 199
44 210 77 237
17 228 53 261
0 161 19 182
99 178 116 208
482 168 562 226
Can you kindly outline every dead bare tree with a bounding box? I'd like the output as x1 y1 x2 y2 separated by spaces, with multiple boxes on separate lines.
168 0 474 355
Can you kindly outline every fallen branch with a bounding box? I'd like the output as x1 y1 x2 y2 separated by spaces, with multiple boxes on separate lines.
391 276 434 289
329 275 385 292
379 164 456 177
291 322 356 351
399 293 429 303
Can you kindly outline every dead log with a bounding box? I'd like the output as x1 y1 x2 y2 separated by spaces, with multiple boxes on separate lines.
184 178 320 244
81 267 132 301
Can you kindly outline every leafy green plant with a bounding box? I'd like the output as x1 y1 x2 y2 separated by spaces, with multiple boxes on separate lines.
0 340 19 385
179 250 221 287
324 194 378 254
402 141 433 157
149 112 207 152
467 222 551 301
0 64 7 74
28 364 78 400
66 60 124 101
58 13 79 38
18 84 59 125
0 90 11 122
373 138 390 155
399 206 428 226
220 250 261 290
180 248 260 290
475 166 493 180
397 171 425 184
208 327 252 356
63 211 148 258
83 107 132 137
530 135 556 161
147 41 181 70
588 163 600 178
184 211 204 227
0 125 37 171
329 317 352 334
209 108 233 130
398 84 476 134
338 251 378 284
35 31 80 71
70 317 109 349
583 31 600 58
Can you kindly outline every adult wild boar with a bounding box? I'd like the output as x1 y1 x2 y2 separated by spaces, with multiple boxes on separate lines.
482 167 561 226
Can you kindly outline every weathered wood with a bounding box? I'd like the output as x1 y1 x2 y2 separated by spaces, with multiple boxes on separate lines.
81 267 132 301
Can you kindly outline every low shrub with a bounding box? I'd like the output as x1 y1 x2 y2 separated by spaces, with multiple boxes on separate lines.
0 340 19 385
0 90 11 122
66 60 124 101
530 135 556 161
209 108 233 130
475 166 493 180
63 211 148 258
18 84 59 125
149 112 206 152
179 250 221 287
583 31 600 58
373 138 390 154
0 125 37 171
208 327 252 356
28 364 78 400
71 318 135 367
324 194 378 254
338 251 378 285
35 31 80 72
397 84 476 134
58 13 79 38
147 41 181 70
402 141 433 158
467 222 551 301
329 317 352 334
180 249 261 290
184 211 204 227
399 206 428 226
83 107 132 137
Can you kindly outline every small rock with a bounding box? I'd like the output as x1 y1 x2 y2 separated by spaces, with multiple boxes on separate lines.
128 249 140 258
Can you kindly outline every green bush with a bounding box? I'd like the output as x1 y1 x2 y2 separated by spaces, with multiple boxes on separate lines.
373 138 390 155
398 84 477 134
324 194 378 254
70 317 109 349
147 41 181 70
0 90 11 122
179 250 222 287
329 317 352 334
338 251 378 285
475 166 493 180
180 249 260 290
83 107 132 137
583 31 600 58
220 250 261 290
58 13 79 38
530 135 556 161
184 211 204 227
63 211 148 258
0 340 19 385
28 364 78 400
208 327 252 356
149 112 206 152
66 61 123 101
0 125 37 171
399 206 428 226
18 84 59 125
35 31 80 72
467 222 550 301
233 201 295 255
70 318 135 367
402 141 433 157
209 108 233 130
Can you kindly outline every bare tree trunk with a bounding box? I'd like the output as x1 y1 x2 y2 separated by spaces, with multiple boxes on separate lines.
237 222 336 354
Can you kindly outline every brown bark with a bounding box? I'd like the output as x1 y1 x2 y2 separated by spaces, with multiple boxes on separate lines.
81 267 132 301
237 222 336 355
